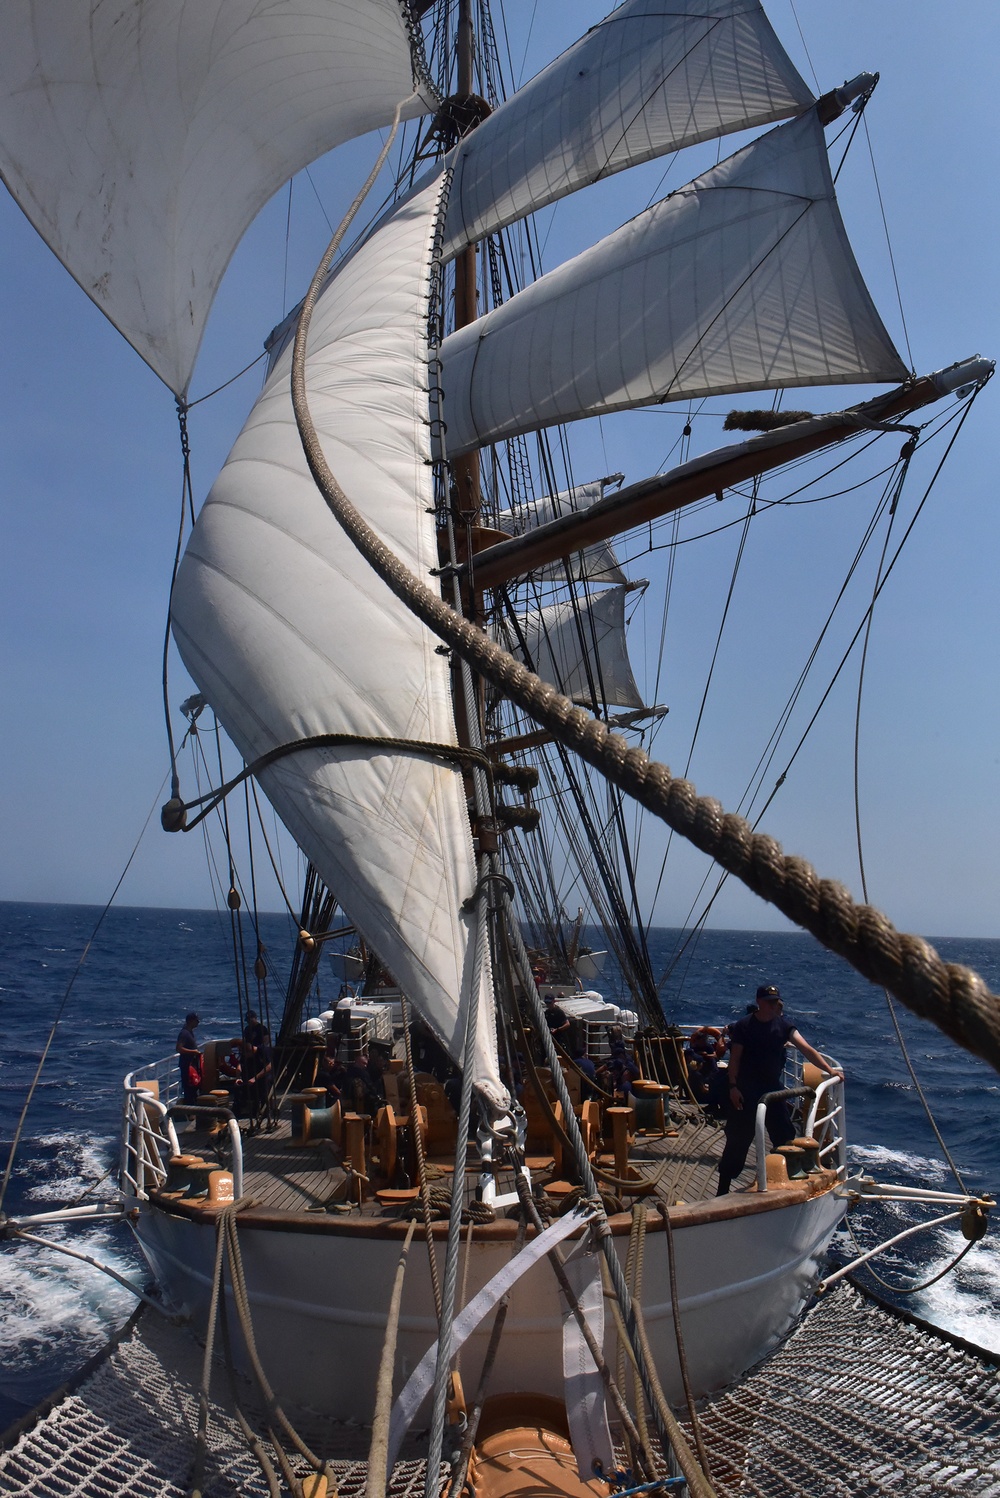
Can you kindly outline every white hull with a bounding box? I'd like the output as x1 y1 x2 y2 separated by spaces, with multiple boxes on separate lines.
135 1188 844 1420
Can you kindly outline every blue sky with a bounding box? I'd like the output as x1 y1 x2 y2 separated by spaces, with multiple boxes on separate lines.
1 1 998 937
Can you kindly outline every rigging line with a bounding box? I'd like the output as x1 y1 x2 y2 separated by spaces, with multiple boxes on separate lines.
851 473 969 1194
664 461 916 988
169 732 493 833
304 166 335 234
786 0 820 94
752 398 978 819
665 399 980 983
735 460 903 819
162 402 194 801
250 781 308 923
827 108 864 168
844 1215 978 1297
0 766 171 1213
863 112 914 371
659 453 911 988
281 176 293 318
646 496 756 929
214 719 251 1025
186 349 268 408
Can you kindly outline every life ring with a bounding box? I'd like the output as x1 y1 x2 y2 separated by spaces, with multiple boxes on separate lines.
689 1026 726 1060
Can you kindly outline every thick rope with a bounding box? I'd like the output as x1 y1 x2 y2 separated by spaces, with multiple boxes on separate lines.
167 731 492 833
423 857 490 1498
190 1215 228 1498
287 201 1000 1075
368 1217 417 1498
512 1173 652 1475
400 991 443 1320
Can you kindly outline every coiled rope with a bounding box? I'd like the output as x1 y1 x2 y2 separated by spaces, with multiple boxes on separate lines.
287 137 1000 1076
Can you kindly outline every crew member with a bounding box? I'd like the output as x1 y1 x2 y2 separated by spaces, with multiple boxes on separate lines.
176 1012 202 1105
717 984 843 1195
344 1039 392 1116
543 993 571 1044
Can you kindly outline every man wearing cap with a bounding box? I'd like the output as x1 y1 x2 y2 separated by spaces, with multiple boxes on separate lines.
716 984 843 1195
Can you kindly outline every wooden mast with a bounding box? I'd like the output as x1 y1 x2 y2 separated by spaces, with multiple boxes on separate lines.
450 0 480 524
450 361 991 591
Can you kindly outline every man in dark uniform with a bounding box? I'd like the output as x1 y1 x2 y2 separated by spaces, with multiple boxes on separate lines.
543 993 571 1045
176 1012 202 1104
716 984 843 1195
344 1039 392 1116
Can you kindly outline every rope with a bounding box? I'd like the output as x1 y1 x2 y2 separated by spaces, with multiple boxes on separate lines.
656 1202 711 1477
189 1215 228 1498
221 1210 328 1480
851 463 969 1191
400 992 443 1319
286 231 1000 1072
502 908 718 1496
166 731 493 833
512 1169 653 1476
446 1222 527 1498
424 851 489 1497
368 1218 417 1498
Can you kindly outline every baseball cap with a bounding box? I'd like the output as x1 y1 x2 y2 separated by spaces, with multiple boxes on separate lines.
755 984 781 1003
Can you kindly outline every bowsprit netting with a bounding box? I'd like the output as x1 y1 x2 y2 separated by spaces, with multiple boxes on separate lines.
0 1309 442 1498
676 1284 1000 1498
3 1284 997 1497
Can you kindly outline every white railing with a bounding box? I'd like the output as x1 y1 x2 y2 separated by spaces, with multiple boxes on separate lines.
753 1053 847 1191
121 1054 244 1201
120 1077 180 1199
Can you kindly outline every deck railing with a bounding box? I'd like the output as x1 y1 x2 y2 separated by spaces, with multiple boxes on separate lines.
752 1051 847 1191
121 1054 244 1201
120 1057 181 1200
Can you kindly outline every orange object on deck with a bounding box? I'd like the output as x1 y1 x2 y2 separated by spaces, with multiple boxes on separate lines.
470 1395 605 1498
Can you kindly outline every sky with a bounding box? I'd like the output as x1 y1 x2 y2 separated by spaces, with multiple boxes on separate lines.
1 1 998 940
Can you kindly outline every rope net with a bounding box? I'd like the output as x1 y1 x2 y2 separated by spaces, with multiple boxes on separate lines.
2 1284 996 1497
0 1310 443 1498
676 1284 1000 1498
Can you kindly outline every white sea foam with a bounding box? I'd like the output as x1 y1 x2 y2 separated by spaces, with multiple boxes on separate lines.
911 1223 1000 1356
848 1143 951 1184
22 1132 118 1203
0 1223 136 1367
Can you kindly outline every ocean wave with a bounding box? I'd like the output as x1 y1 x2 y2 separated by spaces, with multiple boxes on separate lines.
847 1143 951 1183
913 1225 1000 1356
0 1223 136 1367
20 1132 118 1204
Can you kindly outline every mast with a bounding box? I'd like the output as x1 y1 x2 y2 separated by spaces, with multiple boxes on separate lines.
455 360 993 591
450 0 481 521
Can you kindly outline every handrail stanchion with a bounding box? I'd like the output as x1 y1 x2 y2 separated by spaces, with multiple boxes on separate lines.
754 1085 815 1193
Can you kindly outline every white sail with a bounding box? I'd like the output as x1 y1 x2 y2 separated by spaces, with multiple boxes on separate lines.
441 110 909 456
0 1 434 397
442 0 813 258
497 480 627 585
512 587 645 711
170 181 503 1103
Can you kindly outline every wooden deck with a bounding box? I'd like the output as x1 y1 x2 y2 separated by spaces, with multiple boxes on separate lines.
182 1097 757 1218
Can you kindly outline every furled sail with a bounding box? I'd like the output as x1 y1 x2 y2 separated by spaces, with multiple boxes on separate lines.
496 480 627 586
0 1 435 397
440 110 910 456
509 588 645 712
442 0 813 258
169 180 503 1103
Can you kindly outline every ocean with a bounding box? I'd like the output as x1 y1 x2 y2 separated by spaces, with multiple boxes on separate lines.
1 899 998 1434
